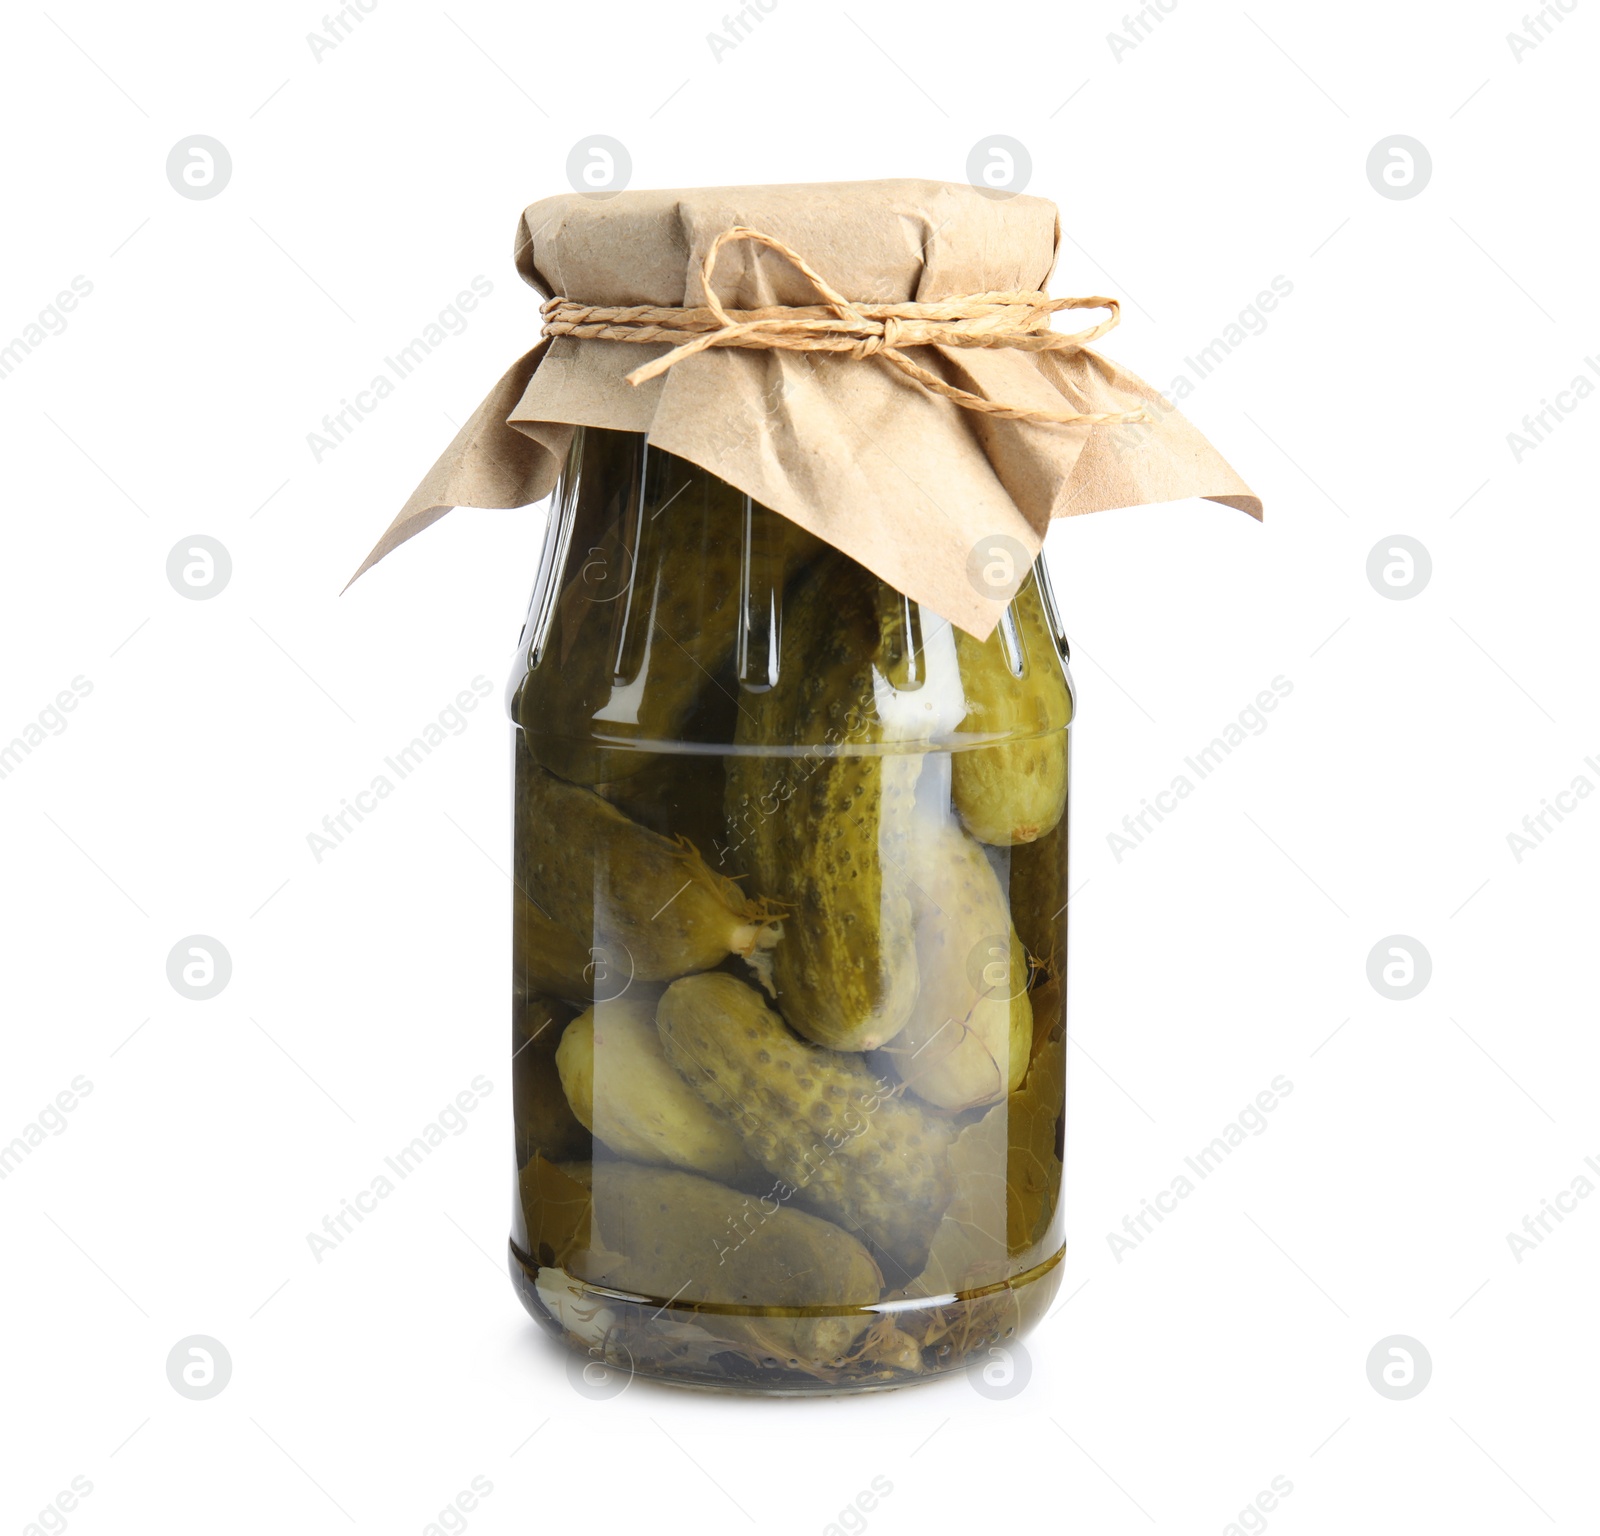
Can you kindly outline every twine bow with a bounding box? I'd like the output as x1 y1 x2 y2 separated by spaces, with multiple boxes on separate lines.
540 225 1149 429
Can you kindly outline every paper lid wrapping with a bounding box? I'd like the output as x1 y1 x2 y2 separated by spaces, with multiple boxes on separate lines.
354 179 1260 638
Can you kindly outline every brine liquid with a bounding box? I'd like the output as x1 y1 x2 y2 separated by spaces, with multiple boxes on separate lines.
508 731 1068 1393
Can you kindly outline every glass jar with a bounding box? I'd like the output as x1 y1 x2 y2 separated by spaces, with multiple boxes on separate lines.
507 425 1071 1393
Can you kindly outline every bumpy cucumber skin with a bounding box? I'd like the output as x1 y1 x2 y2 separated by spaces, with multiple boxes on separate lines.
564 1161 883 1363
554 1000 761 1186
519 764 777 984
726 561 921 1053
886 819 1034 1111
657 973 955 1283
950 573 1071 847
951 734 1067 846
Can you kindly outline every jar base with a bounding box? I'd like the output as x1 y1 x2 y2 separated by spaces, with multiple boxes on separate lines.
509 1238 1064 1395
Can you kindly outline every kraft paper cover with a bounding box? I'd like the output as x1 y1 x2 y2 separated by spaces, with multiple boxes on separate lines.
354 179 1260 638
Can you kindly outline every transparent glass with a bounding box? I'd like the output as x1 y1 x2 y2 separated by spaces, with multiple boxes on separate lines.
507 426 1071 1393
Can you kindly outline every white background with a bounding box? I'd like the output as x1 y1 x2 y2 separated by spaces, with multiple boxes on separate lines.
2 1 1596 1532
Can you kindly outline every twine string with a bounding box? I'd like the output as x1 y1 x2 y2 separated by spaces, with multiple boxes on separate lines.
539 225 1149 429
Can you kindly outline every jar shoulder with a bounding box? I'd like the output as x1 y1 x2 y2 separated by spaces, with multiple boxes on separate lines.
509 427 1073 770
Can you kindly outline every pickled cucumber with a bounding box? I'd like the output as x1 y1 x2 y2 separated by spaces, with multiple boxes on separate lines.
900 993 1065 1297
514 992 588 1164
514 883 605 998
656 972 956 1282
1009 815 1070 978
560 1161 883 1364
950 571 1071 846
519 763 779 986
515 431 748 785
726 560 922 1052
554 999 762 1186
883 818 1034 1111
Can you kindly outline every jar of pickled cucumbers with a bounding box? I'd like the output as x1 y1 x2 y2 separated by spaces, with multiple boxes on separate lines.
354 178 1259 1395
505 426 1071 1391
